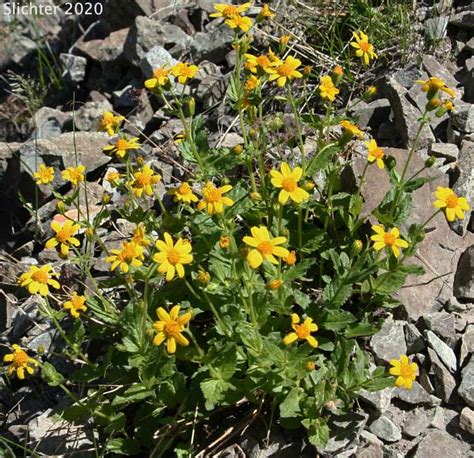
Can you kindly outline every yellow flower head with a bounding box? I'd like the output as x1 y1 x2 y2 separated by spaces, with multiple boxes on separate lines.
129 164 161 198
62 165 85 186
197 182 234 215
168 182 198 204
19 265 60 296
267 279 284 290
283 313 318 348
3 344 39 380
266 55 303 87
280 35 290 46
333 65 344 77
366 139 385 169
219 235 231 249
285 250 297 265
259 3 275 18
433 187 470 222
389 355 418 390
105 169 122 187
45 219 81 257
210 2 251 18
340 120 363 139
106 241 144 273
243 226 289 269
34 163 55 185
244 75 260 91
416 77 456 99
132 223 151 247
63 292 87 318
270 162 309 205
350 31 377 66
171 62 199 85
197 269 211 286
370 225 409 258
244 52 280 73
144 66 170 90
103 136 141 159
153 232 193 281
100 111 124 136
318 75 340 102
152 305 192 354
226 13 253 32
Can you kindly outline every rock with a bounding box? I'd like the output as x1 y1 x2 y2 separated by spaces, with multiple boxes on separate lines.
423 311 456 345
459 407 474 435
454 245 474 301
428 348 456 403
422 55 462 99
319 412 368 454
449 10 474 29
458 356 474 408
460 325 474 366
139 46 178 78
59 53 87 83
368 416 401 443
0 293 15 333
32 108 70 140
450 104 474 134
402 408 431 438
359 388 393 414
190 27 234 64
356 442 383 458
430 406 458 430
370 320 406 364
405 323 425 353
194 62 228 109
413 430 468 458
393 382 431 405
392 64 426 89
351 99 391 130
425 330 457 373
74 100 114 132
428 143 459 163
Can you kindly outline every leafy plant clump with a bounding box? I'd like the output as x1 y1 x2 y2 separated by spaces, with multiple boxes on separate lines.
2 3 469 456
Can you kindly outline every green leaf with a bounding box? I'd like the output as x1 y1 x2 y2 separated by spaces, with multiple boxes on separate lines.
305 146 338 176
375 270 407 294
403 176 432 192
279 388 301 418
345 322 378 338
322 281 353 308
112 384 154 407
106 438 142 455
200 378 231 410
283 258 317 281
302 418 330 448
41 362 65 386
320 310 357 331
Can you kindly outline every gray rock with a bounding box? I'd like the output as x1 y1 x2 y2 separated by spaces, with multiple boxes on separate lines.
430 405 458 430
74 100 114 132
356 443 383 458
113 85 139 108
454 245 474 301
425 330 457 373
27 330 55 353
0 293 15 333
368 417 401 443
428 348 456 403
381 75 435 149
59 53 87 83
429 143 458 163
423 311 456 345
218 132 244 149
392 64 426 89
458 356 474 408
405 323 425 353
459 407 474 435
393 381 431 405
351 99 391 130
460 325 474 366
450 10 474 29
450 104 474 133
402 408 431 438
370 320 406 364
190 27 234 64
422 55 462 99
32 108 70 139
466 37 474 52
359 388 393 414
194 61 228 109
320 412 368 454
413 430 468 458
139 46 177 78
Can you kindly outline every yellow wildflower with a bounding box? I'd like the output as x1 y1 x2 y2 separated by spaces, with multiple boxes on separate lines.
63 292 87 318
318 75 340 102
129 164 161 198
416 77 456 99
106 241 144 273
171 62 199 84
62 165 85 186
45 219 81 257
103 136 141 159
244 52 279 73
371 225 409 258
243 226 289 269
226 13 253 32
244 75 260 91
197 182 234 215
340 120 363 139
259 4 275 18
433 187 470 222
267 279 284 290
219 235 231 249
153 232 193 281
283 313 318 348
19 265 60 296
285 250 297 265
100 111 124 136
280 35 290 46
34 163 55 185
366 139 385 169
152 305 192 354
3 345 39 380
144 66 170 90
270 162 309 205
168 182 198 204
210 2 251 18
105 169 122 187
266 55 303 87
350 31 377 66
389 355 418 390
131 223 151 247
197 270 211 286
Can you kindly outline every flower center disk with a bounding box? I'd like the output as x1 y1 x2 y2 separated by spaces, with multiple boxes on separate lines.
167 249 181 265
258 241 274 255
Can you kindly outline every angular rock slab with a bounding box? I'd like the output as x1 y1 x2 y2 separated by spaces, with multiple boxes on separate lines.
413 430 469 458
346 147 474 320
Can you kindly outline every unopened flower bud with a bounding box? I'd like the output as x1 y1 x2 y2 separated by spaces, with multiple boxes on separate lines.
250 192 262 201
279 35 290 48
197 270 211 286
233 144 244 155
271 114 284 131
302 181 315 191
267 279 283 290
188 97 195 116
306 361 316 371
219 236 231 249
248 128 258 140
285 250 297 265
426 97 442 111
303 65 312 78
101 193 111 204
56 201 66 214
435 100 454 117
37 345 45 355
363 85 377 100
425 156 436 168
352 239 363 255
332 65 343 84
85 227 94 241
136 156 145 167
